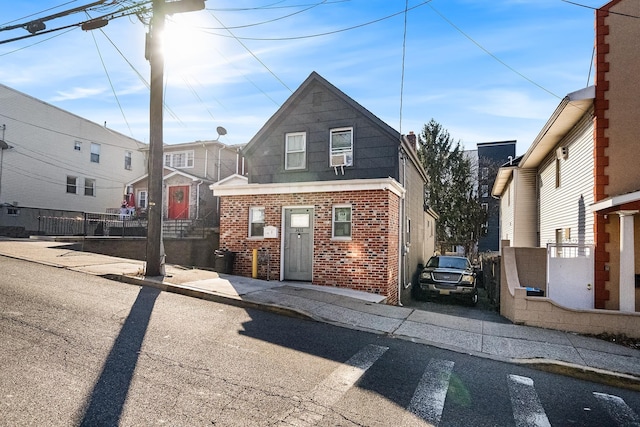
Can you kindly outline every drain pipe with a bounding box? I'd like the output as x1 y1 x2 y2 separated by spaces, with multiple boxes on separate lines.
397 149 407 307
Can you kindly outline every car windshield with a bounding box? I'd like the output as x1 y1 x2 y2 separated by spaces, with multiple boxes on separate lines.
427 257 469 270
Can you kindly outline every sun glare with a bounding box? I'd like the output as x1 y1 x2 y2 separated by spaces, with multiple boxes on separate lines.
161 14 211 68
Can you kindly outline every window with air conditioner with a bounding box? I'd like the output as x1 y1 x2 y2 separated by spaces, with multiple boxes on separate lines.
330 127 353 167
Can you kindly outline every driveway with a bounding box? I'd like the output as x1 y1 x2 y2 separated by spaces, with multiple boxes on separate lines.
404 288 510 323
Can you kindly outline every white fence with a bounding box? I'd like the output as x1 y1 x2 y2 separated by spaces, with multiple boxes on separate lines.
546 243 594 310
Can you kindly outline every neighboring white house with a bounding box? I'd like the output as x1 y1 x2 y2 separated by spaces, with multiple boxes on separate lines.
494 87 595 250
0 83 146 229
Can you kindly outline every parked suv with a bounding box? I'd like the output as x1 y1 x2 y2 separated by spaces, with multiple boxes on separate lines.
414 255 478 305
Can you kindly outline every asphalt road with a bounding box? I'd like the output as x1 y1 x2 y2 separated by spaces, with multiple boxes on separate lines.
1 256 639 426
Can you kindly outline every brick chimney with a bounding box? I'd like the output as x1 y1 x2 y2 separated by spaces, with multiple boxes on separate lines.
406 131 417 150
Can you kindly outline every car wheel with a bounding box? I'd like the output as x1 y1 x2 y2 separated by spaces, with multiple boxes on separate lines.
469 292 478 306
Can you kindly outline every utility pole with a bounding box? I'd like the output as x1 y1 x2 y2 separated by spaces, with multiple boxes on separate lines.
145 0 165 277
145 0 205 277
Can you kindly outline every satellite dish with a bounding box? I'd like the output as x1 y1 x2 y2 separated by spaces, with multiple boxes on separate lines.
216 126 227 138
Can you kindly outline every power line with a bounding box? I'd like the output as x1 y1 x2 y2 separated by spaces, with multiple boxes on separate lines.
200 1 432 41
427 3 562 100
88 22 135 137
399 0 409 135
208 11 293 93
560 0 640 18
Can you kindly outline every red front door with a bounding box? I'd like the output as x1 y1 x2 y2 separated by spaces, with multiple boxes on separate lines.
168 185 189 219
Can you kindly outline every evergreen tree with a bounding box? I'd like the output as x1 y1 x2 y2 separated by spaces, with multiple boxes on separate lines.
417 119 485 256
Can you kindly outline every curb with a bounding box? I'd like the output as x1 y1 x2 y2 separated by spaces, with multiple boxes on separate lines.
514 358 640 392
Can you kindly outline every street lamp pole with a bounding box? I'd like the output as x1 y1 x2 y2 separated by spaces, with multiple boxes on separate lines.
145 0 166 277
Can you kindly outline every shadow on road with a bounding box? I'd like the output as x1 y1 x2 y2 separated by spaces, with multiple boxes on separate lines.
79 286 161 426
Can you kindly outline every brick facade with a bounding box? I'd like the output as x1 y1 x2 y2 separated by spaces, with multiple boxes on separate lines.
219 189 401 303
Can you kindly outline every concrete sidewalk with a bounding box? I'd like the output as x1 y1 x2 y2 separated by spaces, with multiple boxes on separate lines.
1 238 639 390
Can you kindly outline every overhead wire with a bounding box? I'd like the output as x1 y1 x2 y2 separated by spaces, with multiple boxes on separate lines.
201 1 432 41
399 0 409 135
87 14 135 138
207 11 293 93
426 3 562 100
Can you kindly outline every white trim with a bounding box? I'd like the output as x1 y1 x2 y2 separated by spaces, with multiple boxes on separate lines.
332 204 352 240
249 206 265 238
591 189 640 212
285 132 307 170
212 177 405 198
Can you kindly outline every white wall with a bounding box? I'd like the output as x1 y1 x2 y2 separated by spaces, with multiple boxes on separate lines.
0 84 146 213
538 113 594 246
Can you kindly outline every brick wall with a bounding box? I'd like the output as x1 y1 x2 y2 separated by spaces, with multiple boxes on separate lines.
219 189 400 303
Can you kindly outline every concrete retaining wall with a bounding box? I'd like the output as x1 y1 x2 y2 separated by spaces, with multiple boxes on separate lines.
500 244 640 339
80 236 219 269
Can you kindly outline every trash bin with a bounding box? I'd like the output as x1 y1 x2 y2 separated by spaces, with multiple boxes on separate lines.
525 287 544 297
214 249 235 274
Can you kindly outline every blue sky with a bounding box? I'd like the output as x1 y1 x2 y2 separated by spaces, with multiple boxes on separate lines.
1 1 607 153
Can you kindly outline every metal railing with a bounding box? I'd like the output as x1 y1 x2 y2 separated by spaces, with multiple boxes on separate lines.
38 212 148 237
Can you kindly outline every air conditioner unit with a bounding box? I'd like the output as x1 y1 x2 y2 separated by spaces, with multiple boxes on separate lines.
556 146 568 160
330 153 348 167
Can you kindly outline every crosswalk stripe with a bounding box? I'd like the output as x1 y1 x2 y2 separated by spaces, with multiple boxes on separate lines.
508 375 551 427
276 344 388 426
593 392 640 426
402 359 455 426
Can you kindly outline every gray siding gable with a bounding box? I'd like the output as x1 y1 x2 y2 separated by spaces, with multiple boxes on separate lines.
244 72 405 184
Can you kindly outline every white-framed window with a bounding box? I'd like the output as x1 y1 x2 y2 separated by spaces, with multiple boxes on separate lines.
74 141 82 151
90 143 100 163
84 178 96 196
249 207 265 237
124 151 132 170
137 190 148 209
332 205 352 239
164 150 194 168
330 127 353 167
285 132 306 170
66 176 78 194
481 184 489 198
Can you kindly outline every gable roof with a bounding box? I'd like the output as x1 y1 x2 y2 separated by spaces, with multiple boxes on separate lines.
242 71 428 182
126 166 213 186
243 71 402 157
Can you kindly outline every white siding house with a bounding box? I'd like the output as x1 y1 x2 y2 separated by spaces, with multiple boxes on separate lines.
0 84 146 214
538 112 594 247
493 86 595 250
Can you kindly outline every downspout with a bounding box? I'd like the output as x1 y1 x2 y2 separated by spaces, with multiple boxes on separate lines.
398 150 407 306
203 142 208 178
196 180 203 219
217 146 223 181
217 146 223 218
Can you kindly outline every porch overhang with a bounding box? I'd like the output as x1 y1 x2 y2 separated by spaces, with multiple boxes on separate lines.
591 189 640 213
